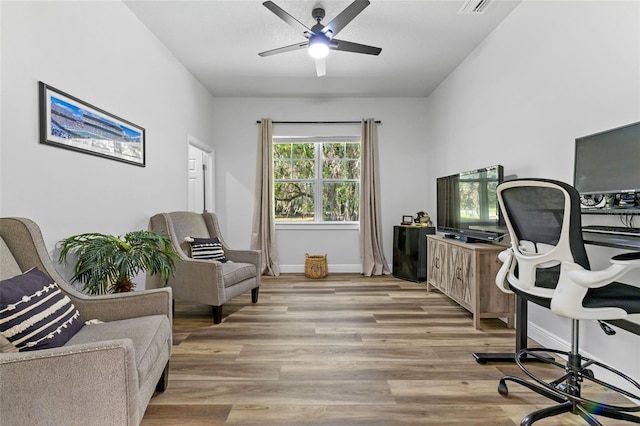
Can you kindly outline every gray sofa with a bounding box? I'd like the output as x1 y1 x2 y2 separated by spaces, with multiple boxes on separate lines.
0 217 172 426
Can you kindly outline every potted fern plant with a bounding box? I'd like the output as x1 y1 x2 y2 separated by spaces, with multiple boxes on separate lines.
58 230 178 295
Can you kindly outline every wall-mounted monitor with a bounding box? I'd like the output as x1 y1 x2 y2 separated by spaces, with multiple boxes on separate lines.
574 121 640 211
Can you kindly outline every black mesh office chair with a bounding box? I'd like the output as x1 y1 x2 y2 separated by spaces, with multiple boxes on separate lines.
495 178 640 425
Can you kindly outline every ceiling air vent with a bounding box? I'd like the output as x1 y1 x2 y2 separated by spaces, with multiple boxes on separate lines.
458 0 495 14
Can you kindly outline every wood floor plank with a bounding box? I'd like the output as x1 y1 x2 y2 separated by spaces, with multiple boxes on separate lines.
277 360 506 381
169 360 282 381
142 405 231 426
149 379 396 405
142 273 638 425
224 404 515 426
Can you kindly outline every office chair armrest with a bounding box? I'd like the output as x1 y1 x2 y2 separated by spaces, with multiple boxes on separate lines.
495 249 514 293
552 256 640 320
567 252 640 289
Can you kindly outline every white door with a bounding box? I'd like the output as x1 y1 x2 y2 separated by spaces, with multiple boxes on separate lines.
187 140 214 213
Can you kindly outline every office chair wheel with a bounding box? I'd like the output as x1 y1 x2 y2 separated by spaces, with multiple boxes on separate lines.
498 380 509 396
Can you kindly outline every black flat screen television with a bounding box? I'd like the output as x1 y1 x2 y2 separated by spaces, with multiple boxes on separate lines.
436 165 505 242
574 121 640 211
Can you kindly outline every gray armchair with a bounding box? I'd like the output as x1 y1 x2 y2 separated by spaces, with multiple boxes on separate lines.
0 217 172 426
148 211 261 324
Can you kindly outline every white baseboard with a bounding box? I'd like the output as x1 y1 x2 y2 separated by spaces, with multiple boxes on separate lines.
528 322 570 352
279 264 363 274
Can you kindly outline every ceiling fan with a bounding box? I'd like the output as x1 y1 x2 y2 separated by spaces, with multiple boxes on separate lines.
259 0 382 77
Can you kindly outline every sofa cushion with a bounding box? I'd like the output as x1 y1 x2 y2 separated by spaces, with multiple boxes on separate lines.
221 262 257 288
0 268 84 351
0 333 18 353
66 314 171 385
0 237 22 280
187 237 227 262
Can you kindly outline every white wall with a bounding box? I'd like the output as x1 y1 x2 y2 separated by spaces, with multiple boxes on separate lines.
426 0 640 383
210 97 430 271
0 1 216 285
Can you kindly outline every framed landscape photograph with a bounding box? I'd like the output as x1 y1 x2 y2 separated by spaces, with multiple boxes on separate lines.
39 82 146 167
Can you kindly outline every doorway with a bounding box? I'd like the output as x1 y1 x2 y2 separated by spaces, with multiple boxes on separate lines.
187 136 214 213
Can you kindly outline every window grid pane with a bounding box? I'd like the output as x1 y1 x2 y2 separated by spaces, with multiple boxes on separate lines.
274 139 360 223
292 159 315 179
322 182 360 222
273 143 292 160
274 159 292 179
274 181 315 221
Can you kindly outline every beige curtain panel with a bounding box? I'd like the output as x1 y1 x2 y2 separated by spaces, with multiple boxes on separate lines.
250 118 281 276
360 118 390 276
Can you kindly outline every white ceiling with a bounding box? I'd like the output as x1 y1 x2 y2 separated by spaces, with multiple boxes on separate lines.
123 0 522 98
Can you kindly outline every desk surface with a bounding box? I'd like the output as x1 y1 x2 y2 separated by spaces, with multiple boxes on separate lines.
582 231 640 251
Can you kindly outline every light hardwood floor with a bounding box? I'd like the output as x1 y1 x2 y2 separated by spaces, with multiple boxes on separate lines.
141 274 633 425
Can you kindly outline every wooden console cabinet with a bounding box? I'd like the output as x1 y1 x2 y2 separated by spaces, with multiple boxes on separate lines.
426 235 514 329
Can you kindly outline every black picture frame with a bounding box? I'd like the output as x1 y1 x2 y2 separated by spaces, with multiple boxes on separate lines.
402 215 413 225
39 81 146 167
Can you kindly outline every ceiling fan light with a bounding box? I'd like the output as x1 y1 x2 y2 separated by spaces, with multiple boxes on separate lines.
308 36 329 59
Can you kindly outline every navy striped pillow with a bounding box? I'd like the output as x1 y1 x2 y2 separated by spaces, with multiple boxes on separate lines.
190 237 227 262
0 268 83 351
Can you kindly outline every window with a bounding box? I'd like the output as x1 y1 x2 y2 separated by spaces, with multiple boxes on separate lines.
273 136 360 223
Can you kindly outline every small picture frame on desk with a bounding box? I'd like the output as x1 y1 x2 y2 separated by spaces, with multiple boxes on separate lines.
401 215 413 225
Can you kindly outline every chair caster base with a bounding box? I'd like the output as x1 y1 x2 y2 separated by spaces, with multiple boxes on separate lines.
499 347 640 425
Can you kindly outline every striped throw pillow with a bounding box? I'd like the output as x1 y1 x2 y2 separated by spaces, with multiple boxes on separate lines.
189 237 227 262
0 268 84 351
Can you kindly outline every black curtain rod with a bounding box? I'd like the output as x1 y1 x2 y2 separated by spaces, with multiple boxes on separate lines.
255 120 381 124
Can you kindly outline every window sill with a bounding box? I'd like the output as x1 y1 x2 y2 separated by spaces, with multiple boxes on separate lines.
275 222 360 231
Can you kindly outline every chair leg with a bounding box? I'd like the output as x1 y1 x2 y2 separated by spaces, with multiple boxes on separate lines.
594 407 640 423
499 376 567 403
575 405 605 426
252 287 259 303
155 361 169 393
521 401 579 426
212 305 223 324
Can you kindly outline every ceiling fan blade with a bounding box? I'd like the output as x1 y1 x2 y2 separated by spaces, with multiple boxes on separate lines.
331 39 381 55
315 57 326 77
258 41 309 57
321 0 370 38
263 1 312 37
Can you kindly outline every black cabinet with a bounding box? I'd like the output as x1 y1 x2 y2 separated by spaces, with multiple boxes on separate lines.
392 225 435 282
